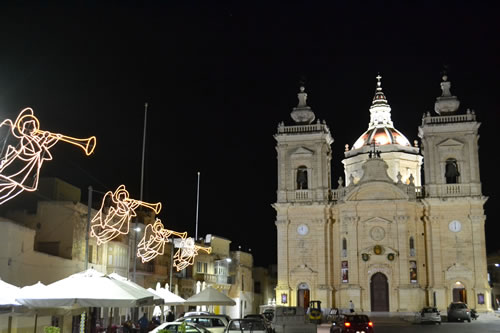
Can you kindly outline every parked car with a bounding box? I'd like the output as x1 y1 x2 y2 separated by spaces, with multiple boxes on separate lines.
447 302 471 322
224 319 268 333
262 309 274 323
149 321 211 333
244 314 272 332
271 307 316 333
419 307 441 324
177 315 230 333
184 311 213 317
330 314 374 333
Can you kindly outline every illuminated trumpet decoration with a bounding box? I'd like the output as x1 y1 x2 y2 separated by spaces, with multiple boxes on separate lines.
137 219 211 271
0 108 97 205
173 237 212 271
90 185 162 245
137 219 187 263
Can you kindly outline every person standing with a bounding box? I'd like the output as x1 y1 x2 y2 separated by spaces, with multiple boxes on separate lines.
167 310 175 322
138 313 149 333
349 300 355 313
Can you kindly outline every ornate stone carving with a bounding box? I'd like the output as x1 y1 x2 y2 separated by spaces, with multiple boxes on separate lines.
370 226 385 241
367 264 391 276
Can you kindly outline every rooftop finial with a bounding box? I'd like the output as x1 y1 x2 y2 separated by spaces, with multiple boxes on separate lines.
434 70 460 115
297 85 308 107
291 81 315 124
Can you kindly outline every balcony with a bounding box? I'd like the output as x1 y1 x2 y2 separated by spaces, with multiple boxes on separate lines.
200 273 232 286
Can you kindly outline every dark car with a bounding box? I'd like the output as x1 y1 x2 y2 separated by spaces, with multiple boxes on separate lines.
330 314 374 333
447 302 471 322
244 314 272 333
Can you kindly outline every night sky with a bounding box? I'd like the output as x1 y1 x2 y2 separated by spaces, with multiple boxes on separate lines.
1 2 499 267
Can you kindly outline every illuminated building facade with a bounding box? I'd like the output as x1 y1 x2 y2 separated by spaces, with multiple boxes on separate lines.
274 75 491 312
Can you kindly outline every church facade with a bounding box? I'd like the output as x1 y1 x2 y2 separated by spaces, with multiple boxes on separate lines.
273 75 491 312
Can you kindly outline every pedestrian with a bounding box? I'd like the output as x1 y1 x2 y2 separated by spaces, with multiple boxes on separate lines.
138 313 149 333
167 310 175 322
349 300 355 313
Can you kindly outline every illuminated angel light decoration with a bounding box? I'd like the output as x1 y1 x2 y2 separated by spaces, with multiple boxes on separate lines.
90 185 162 245
0 108 96 205
137 219 211 271
173 237 212 271
137 219 187 263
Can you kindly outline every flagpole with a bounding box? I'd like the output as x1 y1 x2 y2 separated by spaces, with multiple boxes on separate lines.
195 171 200 240
133 102 148 282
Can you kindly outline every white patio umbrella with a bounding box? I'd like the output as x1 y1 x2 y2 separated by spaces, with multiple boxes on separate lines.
15 282 47 333
146 288 185 306
16 269 154 308
0 278 21 308
108 272 163 305
183 286 235 306
0 279 22 333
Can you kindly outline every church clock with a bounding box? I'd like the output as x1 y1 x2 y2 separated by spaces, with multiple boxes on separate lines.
449 220 462 232
297 224 309 235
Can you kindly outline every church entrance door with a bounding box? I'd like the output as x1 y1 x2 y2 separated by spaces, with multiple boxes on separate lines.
297 284 310 309
370 273 389 311
452 282 467 303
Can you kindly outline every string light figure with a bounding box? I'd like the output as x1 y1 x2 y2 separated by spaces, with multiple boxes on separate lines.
136 219 211 271
136 219 187 263
173 237 212 271
90 185 162 245
0 108 96 205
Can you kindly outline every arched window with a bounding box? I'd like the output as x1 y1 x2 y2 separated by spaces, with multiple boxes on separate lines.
296 166 308 190
409 237 416 257
445 159 460 184
342 238 347 257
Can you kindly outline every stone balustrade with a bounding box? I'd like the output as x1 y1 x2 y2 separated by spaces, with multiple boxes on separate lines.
277 122 330 134
422 112 476 125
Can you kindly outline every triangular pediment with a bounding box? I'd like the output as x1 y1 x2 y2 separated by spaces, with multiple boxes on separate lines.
437 138 464 148
444 263 473 282
362 216 392 225
291 146 314 157
290 264 316 274
345 181 408 201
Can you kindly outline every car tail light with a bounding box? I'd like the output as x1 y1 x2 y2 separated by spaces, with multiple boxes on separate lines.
344 322 351 327
368 321 373 327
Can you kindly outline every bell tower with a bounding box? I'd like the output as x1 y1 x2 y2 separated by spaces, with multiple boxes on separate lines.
418 74 482 197
418 74 489 310
275 86 333 203
273 85 334 308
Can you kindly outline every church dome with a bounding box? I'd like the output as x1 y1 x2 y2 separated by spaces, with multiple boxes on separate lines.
351 75 411 150
353 126 411 149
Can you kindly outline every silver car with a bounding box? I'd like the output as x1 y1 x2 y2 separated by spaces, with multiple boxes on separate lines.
420 307 441 324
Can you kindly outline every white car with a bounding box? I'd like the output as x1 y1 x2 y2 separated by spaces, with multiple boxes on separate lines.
224 319 267 333
177 315 229 333
149 321 210 333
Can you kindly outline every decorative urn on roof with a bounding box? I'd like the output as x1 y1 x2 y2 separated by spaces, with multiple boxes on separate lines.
434 74 460 115
291 86 315 124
